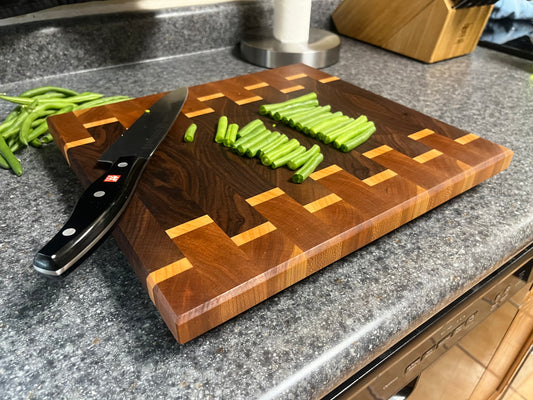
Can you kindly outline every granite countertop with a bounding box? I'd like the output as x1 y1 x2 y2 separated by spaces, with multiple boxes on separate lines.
1 2 533 399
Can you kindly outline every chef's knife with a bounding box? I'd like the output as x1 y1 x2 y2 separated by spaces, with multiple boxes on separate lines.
33 87 188 278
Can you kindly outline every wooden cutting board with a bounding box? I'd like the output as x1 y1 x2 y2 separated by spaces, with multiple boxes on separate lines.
47 64 512 343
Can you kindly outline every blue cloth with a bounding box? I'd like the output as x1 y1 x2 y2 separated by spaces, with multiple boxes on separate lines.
491 0 533 20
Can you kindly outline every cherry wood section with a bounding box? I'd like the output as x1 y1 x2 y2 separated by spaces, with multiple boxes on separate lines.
47 64 513 343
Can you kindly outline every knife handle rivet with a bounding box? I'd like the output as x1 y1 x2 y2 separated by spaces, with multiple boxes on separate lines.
118 162 128 168
93 191 106 198
62 228 76 237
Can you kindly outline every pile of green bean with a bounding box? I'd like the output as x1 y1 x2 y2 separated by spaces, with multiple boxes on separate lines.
0 86 130 176
259 92 376 153
211 116 324 184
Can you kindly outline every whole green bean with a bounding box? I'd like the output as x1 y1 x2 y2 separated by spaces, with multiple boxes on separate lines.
19 103 75 145
0 134 22 176
30 138 43 148
0 95 34 106
38 92 103 104
41 133 54 144
73 96 131 110
19 86 78 98
2 107 30 140
292 152 324 184
26 122 50 143
0 154 9 169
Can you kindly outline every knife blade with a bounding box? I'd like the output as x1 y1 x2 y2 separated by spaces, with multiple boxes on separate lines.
33 86 188 278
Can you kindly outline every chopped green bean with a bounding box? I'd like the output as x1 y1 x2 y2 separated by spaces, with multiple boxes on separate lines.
245 131 280 158
270 99 319 120
236 119 263 138
233 125 268 153
235 128 271 156
338 125 376 152
184 123 197 142
322 115 367 144
258 134 288 157
270 145 306 169
287 144 321 170
215 116 228 143
292 152 324 184
308 112 345 137
261 138 300 166
333 121 375 149
223 123 239 147
259 92 318 115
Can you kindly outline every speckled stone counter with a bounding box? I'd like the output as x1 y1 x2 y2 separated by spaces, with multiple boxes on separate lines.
1 2 533 399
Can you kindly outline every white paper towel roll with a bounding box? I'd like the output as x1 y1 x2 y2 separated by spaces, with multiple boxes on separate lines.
273 0 312 44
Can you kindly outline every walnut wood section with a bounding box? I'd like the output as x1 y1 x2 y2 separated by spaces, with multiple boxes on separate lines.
46 63 513 343
332 0 493 63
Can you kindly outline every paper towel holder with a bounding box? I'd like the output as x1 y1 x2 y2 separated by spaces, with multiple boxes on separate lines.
240 0 340 69
240 27 341 68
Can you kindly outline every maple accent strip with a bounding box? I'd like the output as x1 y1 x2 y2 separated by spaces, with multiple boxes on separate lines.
363 169 398 186
413 149 443 164
408 129 434 141
363 145 393 159
311 164 342 181
231 221 277 246
82 117 119 129
244 82 269 90
165 215 214 239
184 108 215 118
319 76 340 83
281 85 305 93
235 96 263 105
455 133 480 145
285 73 307 80
146 258 194 302
197 93 224 102
304 193 343 213
246 187 285 207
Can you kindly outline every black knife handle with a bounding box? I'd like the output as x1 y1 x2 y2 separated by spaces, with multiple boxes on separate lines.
33 155 147 278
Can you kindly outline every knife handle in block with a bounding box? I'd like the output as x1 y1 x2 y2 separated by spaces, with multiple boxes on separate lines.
33 155 147 278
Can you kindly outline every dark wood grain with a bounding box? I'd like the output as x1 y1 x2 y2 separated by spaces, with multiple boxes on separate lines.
46 64 513 343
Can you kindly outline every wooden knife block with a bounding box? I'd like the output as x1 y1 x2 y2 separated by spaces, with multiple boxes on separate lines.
332 0 494 63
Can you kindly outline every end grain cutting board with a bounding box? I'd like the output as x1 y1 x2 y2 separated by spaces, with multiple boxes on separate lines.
47 64 513 343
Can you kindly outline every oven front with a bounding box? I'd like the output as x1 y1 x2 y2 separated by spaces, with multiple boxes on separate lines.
324 242 533 400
